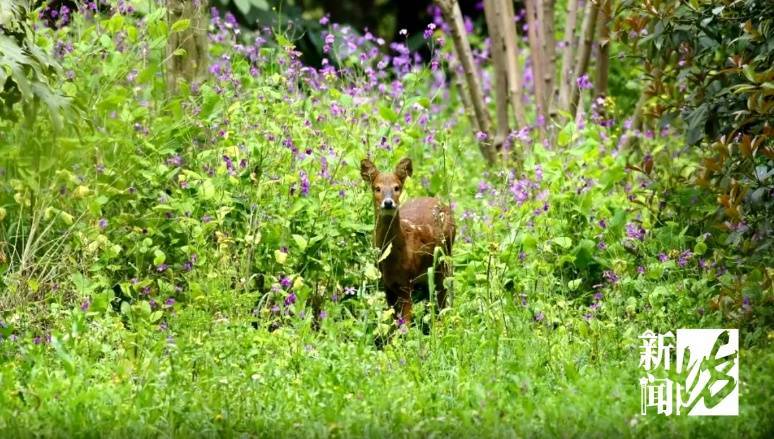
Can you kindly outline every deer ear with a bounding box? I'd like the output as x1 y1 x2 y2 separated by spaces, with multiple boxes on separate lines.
360 159 378 183
395 157 413 181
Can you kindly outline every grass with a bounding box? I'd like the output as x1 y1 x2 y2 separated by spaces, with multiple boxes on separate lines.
1 293 772 437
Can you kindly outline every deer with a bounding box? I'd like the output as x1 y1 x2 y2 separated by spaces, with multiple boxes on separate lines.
360 157 455 326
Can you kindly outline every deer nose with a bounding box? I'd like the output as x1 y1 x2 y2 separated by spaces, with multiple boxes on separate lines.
382 198 395 209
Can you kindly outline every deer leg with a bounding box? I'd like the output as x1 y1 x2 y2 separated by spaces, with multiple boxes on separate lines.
385 286 400 316
397 289 413 326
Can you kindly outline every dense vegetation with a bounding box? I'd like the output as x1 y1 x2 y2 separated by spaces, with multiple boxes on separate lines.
0 0 771 437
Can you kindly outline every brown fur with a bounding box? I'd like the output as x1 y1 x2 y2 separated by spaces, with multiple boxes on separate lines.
361 158 455 324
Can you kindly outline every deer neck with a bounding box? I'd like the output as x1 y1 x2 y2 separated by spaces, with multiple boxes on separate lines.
374 210 406 257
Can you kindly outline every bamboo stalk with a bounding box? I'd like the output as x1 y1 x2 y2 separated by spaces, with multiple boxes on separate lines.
437 0 496 164
484 0 511 149
539 0 557 119
568 0 600 119
524 0 545 126
453 63 480 134
500 0 527 127
594 0 611 98
558 0 581 111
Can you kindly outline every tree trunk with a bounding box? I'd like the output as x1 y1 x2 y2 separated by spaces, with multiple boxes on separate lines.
437 0 495 165
166 0 209 94
524 0 545 127
594 0 611 98
453 64 480 134
484 0 510 149
568 0 599 119
558 0 580 111
539 0 556 119
500 0 527 128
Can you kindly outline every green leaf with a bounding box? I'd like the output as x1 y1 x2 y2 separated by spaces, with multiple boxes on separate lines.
106 13 125 33
377 243 392 263
378 104 398 123
234 0 251 15
553 237 573 249
153 249 166 265
557 122 574 147
364 263 381 280
292 234 308 251
170 18 191 33
201 179 215 200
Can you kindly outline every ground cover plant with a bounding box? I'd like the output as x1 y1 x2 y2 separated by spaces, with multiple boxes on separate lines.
0 0 772 437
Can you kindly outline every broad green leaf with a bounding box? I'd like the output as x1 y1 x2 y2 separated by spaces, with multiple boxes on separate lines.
171 19 191 33
292 234 308 251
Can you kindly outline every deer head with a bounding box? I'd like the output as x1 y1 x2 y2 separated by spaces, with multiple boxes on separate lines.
361 157 413 218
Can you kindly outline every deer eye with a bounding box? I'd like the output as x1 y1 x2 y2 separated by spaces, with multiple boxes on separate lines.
375 187 381 193
394 186 400 192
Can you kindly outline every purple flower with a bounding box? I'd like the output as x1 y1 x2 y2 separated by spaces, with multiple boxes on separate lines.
597 241 607 250
201 214 212 223
319 310 328 319
625 223 645 241
576 74 593 90
534 165 543 182
223 155 235 175
299 171 310 197
658 252 669 262
519 294 528 306
742 296 752 312
157 264 169 272
344 286 357 296
81 298 90 311
423 23 437 39
475 131 488 142
637 265 646 274
319 14 330 25
167 155 183 167
98 218 108 229
534 311 545 322
284 292 297 306
280 276 292 289
598 219 607 229
603 270 619 284
677 250 692 268
164 298 176 308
